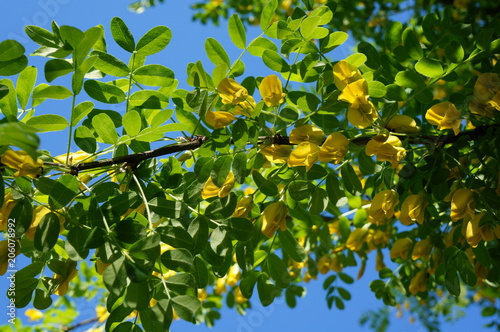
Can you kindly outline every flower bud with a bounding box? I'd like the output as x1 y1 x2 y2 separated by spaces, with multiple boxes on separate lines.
400 194 428 225
259 75 286 107
261 202 288 238
450 188 475 221
386 115 420 134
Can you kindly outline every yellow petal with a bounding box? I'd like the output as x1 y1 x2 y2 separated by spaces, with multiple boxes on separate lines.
259 75 286 107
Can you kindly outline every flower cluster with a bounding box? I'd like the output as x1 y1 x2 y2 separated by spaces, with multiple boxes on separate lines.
334 60 378 129
201 172 235 199
287 124 349 171
1 150 43 178
469 72 500 119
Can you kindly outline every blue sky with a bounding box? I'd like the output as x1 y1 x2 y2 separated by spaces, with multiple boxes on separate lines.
0 1 493 331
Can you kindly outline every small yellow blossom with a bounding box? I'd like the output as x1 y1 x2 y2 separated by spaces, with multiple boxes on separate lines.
54 259 78 296
317 254 332 274
366 135 406 169
227 264 241 287
260 144 292 164
332 60 363 91
96 305 110 323
289 125 325 145
259 75 286 107
339 79 379 128
346 227 369 251
201 172 235 199
386 115 420 134
214 277 227 295
330 254 343 272
1 150 43 178
411 239 433 261
0 240 19 275
54 151 96 165
318 133 349 164
205 110 236 129
25 308 43 322
390 238 413 260
0 192 16 231
233 195 254 218
450 188 475 221
234 286 248 304
288 141 320 172
234 95 256 117
368 190 399 224
261 202 288 238
409 270 428 295
465 212 485 247
400 194 428 225
217 78 249 105
425 101 461 135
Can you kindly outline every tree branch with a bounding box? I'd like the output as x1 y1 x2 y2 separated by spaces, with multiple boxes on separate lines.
42 125 498 175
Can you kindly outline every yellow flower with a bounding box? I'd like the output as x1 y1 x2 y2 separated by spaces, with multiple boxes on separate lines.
260 144 292 164
411 239 433 260
400 194 428 225
425 101 461 135
214 277 227 295
54 151 96 165
346 227 369 252
450 188 475 221
386 115 420 134
259 75 286 107
54 259 78 296
465 212 485 248
339 79 369 105
366 229 390 250
469 73 500 118
1 150 43 178
0 192 16 231
368 190 399 224
233 195 254 218
25 308 43 322
234 95 256 117
318 133 349 164
347 101 378 129
289 125 325 145
234 287 248 304
317 254 332 274
366 135 406 169
201 172 235 199
96 305 110 323
376 251 386 271
0 240 19 275
409 270 428 295
287 141 320 172
261 202 288 238
205 110 236 129
332 60 363 91
227 264 241 287
330 254 343 272
390 238 413 260
217 78 249 105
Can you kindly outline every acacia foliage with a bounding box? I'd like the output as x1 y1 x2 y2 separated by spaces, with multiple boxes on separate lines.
1 0 500 331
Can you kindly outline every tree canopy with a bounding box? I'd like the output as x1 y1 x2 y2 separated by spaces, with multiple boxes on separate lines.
1 0 500 331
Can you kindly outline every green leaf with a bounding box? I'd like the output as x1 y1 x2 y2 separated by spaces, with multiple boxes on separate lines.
385 21 402 51
320 31 348 53
341 163 363 196
445 40 464 63
171 295 201 323
59 25 84 49
71 101 94 126
92 113 118 144
0 55 28 76
260 0 278 31
308 187 328 214
162 249 194 273
124 282 150 311
205 38 230 67
385 84 407 101
0 40 25 61
122 110 142 136
227 218 254 241
34 213 60 252
228 14 246 49
358 42 380 69
25 25 58 48
288 180 314 201
110 17 135 52
157 225 194 251
33 289 52 310
74 26 103 67
300 15 321 40
10 198 33 237
262 50 290 72
232 152 247 184
445 268 460 297
278 229 306 262
16 66 37 110
26 114 69 132
44 59 73 83
395 70 426 89
33 85 72 100
165 273 196 295
367 81 387 98
84 80 126 104
345 53 367 67
133 64 175 87
128 233 161 261
103 257 127 297
252 171 279 196
92 50 130 77
0 79 17 121
129 90 169 109
188 217 209 255
136 26 172 56
248 37 278 57
49 174 80 209
0 122 39 157
257 273 275 306
266 253 290 289
74 125 97 153
402 28 423 60
415 58 443 78
211 155 232 187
